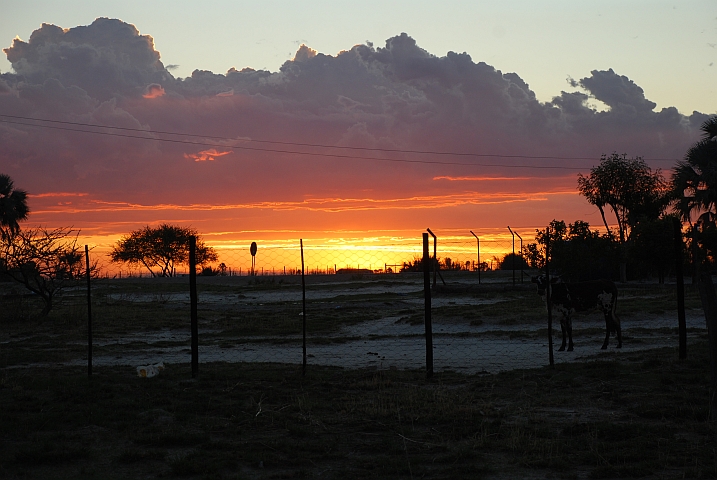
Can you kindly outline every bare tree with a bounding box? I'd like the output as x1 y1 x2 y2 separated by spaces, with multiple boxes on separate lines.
1 226 96 317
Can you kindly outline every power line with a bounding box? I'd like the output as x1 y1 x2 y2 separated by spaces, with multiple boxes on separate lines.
2 117 586 170
0 113 680 170
0 113 604 161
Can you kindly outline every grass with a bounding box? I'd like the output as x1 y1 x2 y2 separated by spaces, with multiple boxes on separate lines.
1 275 715 478
0 345 715 479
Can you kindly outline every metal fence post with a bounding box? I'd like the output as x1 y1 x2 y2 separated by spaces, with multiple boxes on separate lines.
514 230 524 283
546 229 554 367
697 273 717 422
423 233 433 378
673 218 687 359
470 230 480 284
426 228 445 287
189 235 198 378
427 228 437 289
85 245 92 378
508 226 516 287
301 239 306 376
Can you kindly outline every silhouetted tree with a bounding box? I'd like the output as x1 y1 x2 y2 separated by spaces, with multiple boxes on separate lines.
1 227 97 316
523 243 543 269
529 219 618 281
578 153 668 281
111 224 217 277
628 216 678 283
498 252 529 270
443 257 465 270
400 256 425 272
0 174 29 241
671 117 717 268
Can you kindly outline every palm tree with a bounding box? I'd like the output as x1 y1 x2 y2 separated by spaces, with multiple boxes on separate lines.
671 117 717 277
0 174 29 241
671 117 717 224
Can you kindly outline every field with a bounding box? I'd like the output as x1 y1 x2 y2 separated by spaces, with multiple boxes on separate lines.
0 272 715 478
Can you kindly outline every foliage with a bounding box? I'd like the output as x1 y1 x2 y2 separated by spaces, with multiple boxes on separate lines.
401 256 426 272
498 252 529 270
627 216 678 283
400 256 478 272
578 153 668 245
200 263 230 276
527 219 618 281
0 173 30 241
671 116 717 264
523 242 543 269
0 226 96 316
442 257 472 270
110 224 217 277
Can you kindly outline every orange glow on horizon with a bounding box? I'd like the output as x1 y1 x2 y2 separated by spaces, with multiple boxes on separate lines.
76 227 538 276
433 175 534 181
21 186 600 277
28 189 580 216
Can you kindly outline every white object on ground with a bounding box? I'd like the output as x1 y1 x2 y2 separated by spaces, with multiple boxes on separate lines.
136 362 165 378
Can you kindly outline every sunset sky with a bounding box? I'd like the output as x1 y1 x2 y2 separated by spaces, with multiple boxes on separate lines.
1 2 716 273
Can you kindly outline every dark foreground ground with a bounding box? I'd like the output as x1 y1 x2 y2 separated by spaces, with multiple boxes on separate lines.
1 342 716 479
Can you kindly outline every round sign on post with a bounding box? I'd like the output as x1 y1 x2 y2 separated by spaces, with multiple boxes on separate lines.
250 242 257 276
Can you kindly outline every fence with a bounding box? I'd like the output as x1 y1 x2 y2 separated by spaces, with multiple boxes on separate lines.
0 228 704 378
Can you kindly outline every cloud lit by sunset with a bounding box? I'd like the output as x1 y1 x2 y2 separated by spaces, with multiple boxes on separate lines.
0 12 712 271
433 176 536 182
184 149 233 162
142 83 165 98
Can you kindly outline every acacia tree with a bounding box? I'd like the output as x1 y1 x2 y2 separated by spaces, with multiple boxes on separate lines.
578 153 668 243
1 226 96 316
111 224 217 277
577 153 668 281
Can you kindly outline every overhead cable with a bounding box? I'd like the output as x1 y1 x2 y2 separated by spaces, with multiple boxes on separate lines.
0 114 680 171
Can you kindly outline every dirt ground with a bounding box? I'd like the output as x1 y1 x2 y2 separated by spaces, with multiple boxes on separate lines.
1 273 715 478
2 271 705 375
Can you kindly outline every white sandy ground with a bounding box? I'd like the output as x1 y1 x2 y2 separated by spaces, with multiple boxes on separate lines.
51 310 705 374
9 276 705 374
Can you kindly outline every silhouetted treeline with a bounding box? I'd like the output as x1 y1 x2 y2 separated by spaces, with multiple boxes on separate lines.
525 218 680 283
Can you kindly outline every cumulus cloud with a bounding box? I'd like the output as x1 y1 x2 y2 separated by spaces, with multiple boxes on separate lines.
292 44 317 62
3 18 172 100
578 68 656 112
0 18 709 227
0 77 12 94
